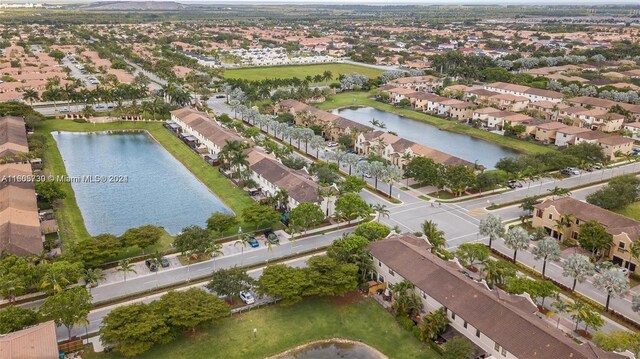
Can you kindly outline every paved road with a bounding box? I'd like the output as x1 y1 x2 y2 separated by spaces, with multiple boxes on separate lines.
341 59 400 71
118 56 166 91
50 255 315 342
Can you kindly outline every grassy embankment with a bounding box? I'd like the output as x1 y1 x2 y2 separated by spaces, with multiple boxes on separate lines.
223 63 383 83
85 296 438 359
316 91 555 156
38 120 254 249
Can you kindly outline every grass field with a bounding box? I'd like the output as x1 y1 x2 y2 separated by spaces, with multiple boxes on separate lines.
316 91 556 156
223 63 384 82
37 120 254 248
86 296 438 359
614 202 640 221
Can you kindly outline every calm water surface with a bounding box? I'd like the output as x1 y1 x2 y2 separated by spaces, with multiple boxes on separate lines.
52 131 231 236
280 341 385 359
333 107 518 169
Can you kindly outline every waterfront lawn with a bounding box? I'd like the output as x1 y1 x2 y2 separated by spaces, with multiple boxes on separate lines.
86 296 437 359
37 120 255 246
223 63 383 82
316 91 555 155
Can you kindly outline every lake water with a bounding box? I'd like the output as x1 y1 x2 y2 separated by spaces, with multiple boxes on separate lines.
278 341 385 359
52 131 231 236
332 107 518 169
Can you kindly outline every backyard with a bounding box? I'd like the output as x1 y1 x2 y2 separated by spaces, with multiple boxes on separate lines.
37 119 255 248
316 91 556 155
85 296 438 359
223 63 383 82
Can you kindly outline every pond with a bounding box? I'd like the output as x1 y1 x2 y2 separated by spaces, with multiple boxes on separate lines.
52 131 231 236
332 106 519 169
277 340 386 359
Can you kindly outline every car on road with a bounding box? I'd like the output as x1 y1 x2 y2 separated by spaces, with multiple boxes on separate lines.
247 236 260 248
561 167 580 176
326 141 339 148
264 230 279 244
145 259 158 272
160 257 170 268
594 261 628 275
215 94 226 99
240 291 255 305
95 104 105 109
363 172 372 178
507 180 522 189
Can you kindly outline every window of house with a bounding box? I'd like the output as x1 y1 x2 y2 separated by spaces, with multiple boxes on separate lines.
463 321 468 329
575 219 580 225
536 209 543 218
378 260 382 267
502 348 507 356
619 242 625 250
476 329 481 338
389 269 395 276
378 275 384 283
451 313 456 320
548 214 553 220
495 343 500 352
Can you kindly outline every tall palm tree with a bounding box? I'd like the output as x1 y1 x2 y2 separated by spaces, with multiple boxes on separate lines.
209 243 223 271
117 259 136 282
0 278 25 303
547 186 571 200
40 271 65 294
62 83 77 111
422 220 446 252
23 88 39 105
42 87 62 112
391 280 422 318
372 203 390 223
83 268 105 294
234 235 251 265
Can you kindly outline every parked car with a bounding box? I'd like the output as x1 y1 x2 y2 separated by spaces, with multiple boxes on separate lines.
264 230 279 244
594 261 628 275
561 167 580 176
326 141 339 148
145 259 158 272
215 94 226 99
160 257 170 268
247 236 259 248
240 291 255 305
507 180 523 189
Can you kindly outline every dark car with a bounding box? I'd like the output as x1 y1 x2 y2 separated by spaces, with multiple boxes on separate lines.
145 259 158 272
160 257 170 268
247 236 260 248
264 230 279 244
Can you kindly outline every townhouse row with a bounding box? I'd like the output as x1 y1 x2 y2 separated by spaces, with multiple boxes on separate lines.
371 234 624 359
169 108 334 216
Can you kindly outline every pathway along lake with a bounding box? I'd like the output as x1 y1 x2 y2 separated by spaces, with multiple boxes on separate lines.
332 107 519 169
276 341 386 359
52 131 231 236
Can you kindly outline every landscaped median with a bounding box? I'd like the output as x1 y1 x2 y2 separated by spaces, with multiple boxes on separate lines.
36 119 255 246
85 296 437 359
315 91 555 156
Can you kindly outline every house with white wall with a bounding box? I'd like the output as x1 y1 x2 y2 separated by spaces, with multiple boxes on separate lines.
170 108 244 157
370 234 626 359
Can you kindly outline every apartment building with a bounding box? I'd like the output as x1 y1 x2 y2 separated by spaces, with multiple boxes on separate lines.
567 96 640 121
534 121 568 143
388 75 444 92
554 126 592 147
533 198 639 273
488 93 530 112
558 107 625 132
370 234 624 359
573 131 633 160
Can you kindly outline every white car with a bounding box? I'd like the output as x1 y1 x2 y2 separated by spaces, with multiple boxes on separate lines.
326 141 339 148
240 291 255 305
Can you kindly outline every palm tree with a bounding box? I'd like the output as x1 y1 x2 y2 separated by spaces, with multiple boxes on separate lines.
40 270 65 294
83 268 105 294
478 213 505 249
503 226 530 263
209 243 223 271
550 299 570 329
553 213 575 240
42 87 62 112
62 83 77 111
532 238 561 279
234 234 251 265
117 259 136 282
0 278 25 303
372 204 390 223
23 88 39 105
383 165 403 197
391 280 422 319
422 220 446 252
547 186 571 200
419 308 449 344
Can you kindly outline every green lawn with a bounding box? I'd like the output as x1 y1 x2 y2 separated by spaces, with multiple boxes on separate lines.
223 63 383 82
37 120 254 247
614 202 640 221
316 91 555 155
86 296 438 359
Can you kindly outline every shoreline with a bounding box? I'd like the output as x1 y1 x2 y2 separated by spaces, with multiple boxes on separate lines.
266 338 389 359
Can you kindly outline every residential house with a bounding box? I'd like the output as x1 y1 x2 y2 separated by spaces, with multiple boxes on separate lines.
371 233 626 358
484 82 563 103
355 130 473 170
170 108 245 158
622 122 640 140
245 150 334 216
0 162 43 256
472 107 501 127
533 198 639 273
276 99 372 141
0 321 59 359
464 88 499 105
449 102 475 122
574 132 633 160
385 87 419 104
554 126 592 147
488 93 529 112
535 122 568 144
0 116 29 160
567 96 640 121
388 75 444 92
528 101 570 121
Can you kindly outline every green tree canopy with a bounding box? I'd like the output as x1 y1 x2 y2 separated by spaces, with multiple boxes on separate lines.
289 202 324 234
173 225 216 256
0 306 39 334
153 288 230 331
442 337 475 359
258 264 312 305
578 220 613 258
34 181 66 204
334 193 371 223
304 256 358 297
242 204 280 229
120 225 164 250
206 212 238 233
40 287 92 340
206 267 254 299
455 243 489 268
72 233 125 266
354 221 391 241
